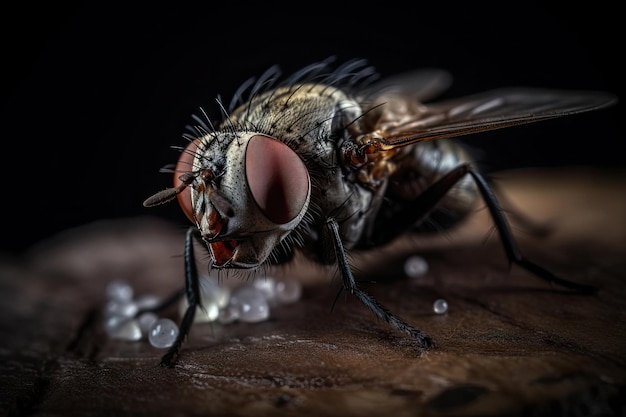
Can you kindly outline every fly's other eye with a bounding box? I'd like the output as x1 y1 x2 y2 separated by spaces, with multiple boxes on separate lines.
173 139 200 223
245 135 310 224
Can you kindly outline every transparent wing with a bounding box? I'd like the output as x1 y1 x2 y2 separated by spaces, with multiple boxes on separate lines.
374 88 618 150
360 68 453 103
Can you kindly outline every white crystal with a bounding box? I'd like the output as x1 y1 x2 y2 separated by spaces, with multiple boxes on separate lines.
105 280 134 302
217 304 240 324
134 294 161 310
148 318 179 348
230 286 270 323
199 273 231 308
104 316 142 341
253 277 277 304
433 299 448 314
404 255 429 278
137 312 159 334
195 303 220 323
274 278 302 305
179 277 230 322
104 315 125 336
104 299 138 318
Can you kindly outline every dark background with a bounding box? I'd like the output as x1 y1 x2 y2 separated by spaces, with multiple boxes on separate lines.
1 2 622 255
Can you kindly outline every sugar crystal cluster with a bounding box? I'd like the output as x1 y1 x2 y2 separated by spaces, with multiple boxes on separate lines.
102 274 302 349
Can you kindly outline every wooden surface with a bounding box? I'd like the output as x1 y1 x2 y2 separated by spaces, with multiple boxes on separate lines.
1 167 626 417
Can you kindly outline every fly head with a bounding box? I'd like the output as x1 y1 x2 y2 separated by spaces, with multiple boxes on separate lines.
147 132 311 269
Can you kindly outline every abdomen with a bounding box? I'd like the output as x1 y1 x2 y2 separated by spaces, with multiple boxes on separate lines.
385 140 479 233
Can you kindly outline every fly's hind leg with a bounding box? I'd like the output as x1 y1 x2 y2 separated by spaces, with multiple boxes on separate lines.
378 163 597 294
468 168 597 294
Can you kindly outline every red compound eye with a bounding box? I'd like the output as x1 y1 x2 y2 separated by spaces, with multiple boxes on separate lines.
173 139 199 223
245 135 310 224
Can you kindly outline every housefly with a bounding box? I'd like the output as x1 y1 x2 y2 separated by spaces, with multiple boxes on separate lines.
143 57 617 366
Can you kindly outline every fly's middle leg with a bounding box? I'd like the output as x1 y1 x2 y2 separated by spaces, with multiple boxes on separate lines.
324 217 434 347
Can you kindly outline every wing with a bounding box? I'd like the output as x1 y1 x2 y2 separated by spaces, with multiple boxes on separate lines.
360 68 453 103
371 87 618 150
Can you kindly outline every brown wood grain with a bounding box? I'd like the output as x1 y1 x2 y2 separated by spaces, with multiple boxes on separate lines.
1 167 625 417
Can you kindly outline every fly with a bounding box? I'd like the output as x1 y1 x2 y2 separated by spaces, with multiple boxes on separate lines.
143 57 617 366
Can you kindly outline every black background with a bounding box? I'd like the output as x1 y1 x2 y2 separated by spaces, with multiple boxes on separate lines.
1 2 622 255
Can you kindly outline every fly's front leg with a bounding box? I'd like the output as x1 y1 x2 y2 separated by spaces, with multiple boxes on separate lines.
324 217 433 347
159 226 203 367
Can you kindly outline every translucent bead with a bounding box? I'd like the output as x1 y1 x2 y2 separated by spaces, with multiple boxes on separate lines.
230 286 270 323
404 255 429 278
134 294 161 310
104 315 125 336
104 316 142 341
178 298 218 323
217 304 240 324
253 277 277 304
195 303 220 323
149 318 179 348
433 299 448 314
178 278 229 323
138 312 159 334
274 278 302 305
105 280 134 303
199 274 231 308
104 299 138 318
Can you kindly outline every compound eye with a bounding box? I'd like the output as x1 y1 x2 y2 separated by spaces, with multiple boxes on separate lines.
173 139 200 223
245 135 310 224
